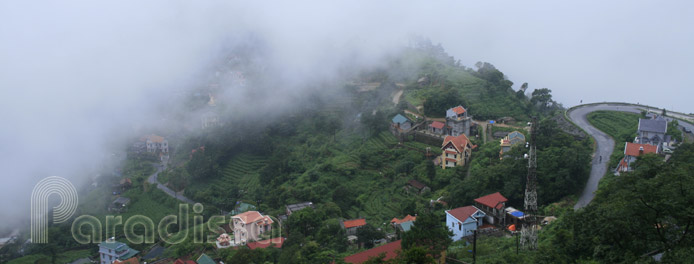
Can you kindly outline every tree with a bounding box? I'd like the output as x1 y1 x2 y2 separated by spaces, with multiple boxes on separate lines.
425 160 436 182
357 224 385 249
530 88 553 110
401 212 452 260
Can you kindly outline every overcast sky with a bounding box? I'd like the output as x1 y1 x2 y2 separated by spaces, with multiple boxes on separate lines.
1 0 693 229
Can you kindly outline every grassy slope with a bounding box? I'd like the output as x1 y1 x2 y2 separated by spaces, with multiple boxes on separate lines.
587 110 640 169
399 50 527 120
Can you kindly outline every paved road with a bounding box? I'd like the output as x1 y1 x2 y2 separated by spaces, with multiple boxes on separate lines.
147 163 195 204
569 103 694 209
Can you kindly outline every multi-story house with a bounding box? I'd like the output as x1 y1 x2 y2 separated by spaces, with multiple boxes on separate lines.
499 131 526 158
445 106 472 136
440 133 472 169
143 134 168 154
231 211 273 245
637 116 669 151
474 192 508 226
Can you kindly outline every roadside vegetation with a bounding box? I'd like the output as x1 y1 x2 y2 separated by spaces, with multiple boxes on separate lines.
587 110 640 169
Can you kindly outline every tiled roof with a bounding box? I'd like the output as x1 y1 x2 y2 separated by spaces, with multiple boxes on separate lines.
173 259 197 264
407 180 427 190
143 134 166 143
638 118 667 134
451 106 466 115
446 206 482 222
474 192 508 210
343 219 366 229
442 134 471 153
430 121 445 129
232 211 273 225
246 237 285 250
624 142 658 157
390 214 417 224
113 257 139 264
344 240 402 263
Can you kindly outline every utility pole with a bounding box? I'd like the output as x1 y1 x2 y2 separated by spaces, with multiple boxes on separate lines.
521 117 538 250
472 230 477 263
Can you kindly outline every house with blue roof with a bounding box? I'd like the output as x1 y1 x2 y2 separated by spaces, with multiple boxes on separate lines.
391 114 412 130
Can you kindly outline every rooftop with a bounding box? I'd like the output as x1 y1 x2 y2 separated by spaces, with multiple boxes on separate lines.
474 192 508 210
625 142 658 157
343 219 367 229
344 240 402 263
232 211 273 225
447 205 483 222
246 237 285 250
429 121 445 129
638 118 667 134
196 253 216 264
112 197 131 205
442 134 471 153
390 214 417 225
286 202 314 213
392 114 410 124
407 179 427 190
143 134 166 143
449 106 466 115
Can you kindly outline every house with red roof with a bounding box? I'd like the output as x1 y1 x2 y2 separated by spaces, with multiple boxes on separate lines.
440 133 472 169
429 121 446 135
246 237 285 250
231 211 274 245
342 218 367 236
344 240 402 263
173 259 197 264
617 142 659 173
445 206 486 241
445 105 472 137
474 192 508 226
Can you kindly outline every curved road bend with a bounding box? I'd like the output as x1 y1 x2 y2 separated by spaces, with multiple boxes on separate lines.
569 104 644 209
147 163 195 204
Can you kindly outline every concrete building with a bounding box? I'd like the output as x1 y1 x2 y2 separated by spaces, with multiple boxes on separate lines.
445 106 472 136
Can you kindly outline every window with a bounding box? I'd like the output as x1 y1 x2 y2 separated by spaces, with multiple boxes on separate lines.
458 223 461 231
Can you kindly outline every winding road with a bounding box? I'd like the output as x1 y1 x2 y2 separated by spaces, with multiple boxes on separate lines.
147 162 195 204
569 103 694 209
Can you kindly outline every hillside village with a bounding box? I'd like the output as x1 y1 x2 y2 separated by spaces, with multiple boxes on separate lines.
5 41 694 264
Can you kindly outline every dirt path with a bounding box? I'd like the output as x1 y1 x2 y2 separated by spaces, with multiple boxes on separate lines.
392 89 403 105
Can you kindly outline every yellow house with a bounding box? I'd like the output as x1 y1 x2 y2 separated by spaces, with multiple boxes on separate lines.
441 134 472 169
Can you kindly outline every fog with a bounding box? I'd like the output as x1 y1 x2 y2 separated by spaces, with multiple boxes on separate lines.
1 0 693 230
